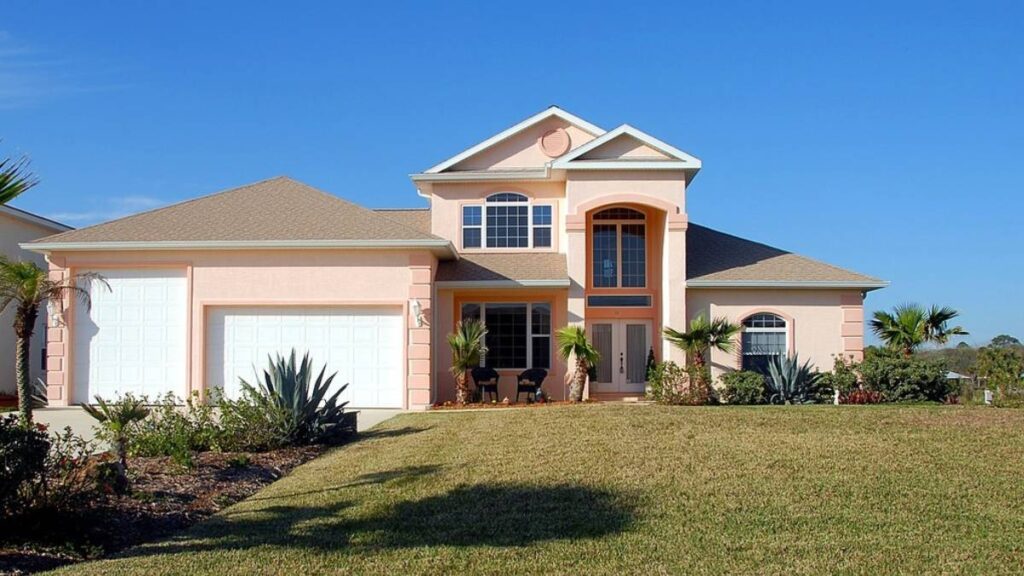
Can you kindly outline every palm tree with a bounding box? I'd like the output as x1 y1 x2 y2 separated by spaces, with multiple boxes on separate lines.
80 394 150 493
556 325 601 403
662 314 740 369
0 152 38 205
870 303 968 356
447 319 487 405
0 258 105 424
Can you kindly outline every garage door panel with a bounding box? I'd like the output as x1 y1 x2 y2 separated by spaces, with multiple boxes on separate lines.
73 268 188 404
207 306 404 408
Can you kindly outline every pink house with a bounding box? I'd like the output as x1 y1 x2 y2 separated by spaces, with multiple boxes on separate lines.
25 107 886 409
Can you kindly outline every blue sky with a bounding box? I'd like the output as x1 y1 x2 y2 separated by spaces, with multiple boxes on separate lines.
1 1 1021 345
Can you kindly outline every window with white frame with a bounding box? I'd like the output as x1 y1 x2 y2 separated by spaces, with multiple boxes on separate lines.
460 193 553 249
591 207 646 288
741 313 787 373
461 302 551 369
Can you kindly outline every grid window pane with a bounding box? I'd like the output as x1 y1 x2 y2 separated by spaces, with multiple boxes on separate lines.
741 330 786 374
461 303 481 322
593 207 644 220
462 206 482 226
532 205 552 225
592 224 618 287
463 227 481 248
487 193 527 203
483 304 527 368
486 205 529 248
531 337 551 369
620 224 646 287
534 227 551 247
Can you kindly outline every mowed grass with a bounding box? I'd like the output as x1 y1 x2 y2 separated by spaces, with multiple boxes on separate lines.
54 405 1024 575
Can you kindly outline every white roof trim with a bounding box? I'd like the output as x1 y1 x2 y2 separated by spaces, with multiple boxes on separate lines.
0 205 72 232
435 279 571 289
686 279 889 290
424 107 605 174
551 124 702 170
23 239 459 259
410 167 551 182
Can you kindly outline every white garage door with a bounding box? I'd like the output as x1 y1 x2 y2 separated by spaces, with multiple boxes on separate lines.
206 306 404 408
73 268 188 404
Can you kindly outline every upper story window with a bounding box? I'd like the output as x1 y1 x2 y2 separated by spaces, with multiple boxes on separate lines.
461 193 552 249
741 313 787 373
591 207 646 288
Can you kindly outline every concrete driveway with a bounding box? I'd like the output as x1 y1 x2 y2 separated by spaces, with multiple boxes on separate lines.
34 407 403 445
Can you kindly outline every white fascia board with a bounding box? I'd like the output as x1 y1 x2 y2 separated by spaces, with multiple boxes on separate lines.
410 167 550 182
22 239 460 259
0 205 72 232
551 124 702 169
685 279 890 288
424 107 605 174
435 279 571 289
554 161 697 171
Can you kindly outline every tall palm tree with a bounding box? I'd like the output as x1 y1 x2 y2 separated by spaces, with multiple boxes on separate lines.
0 259 105 424
0 152 38 205
447 319 487 405
870 303 968 356
556 325 601 403
663 314 740 369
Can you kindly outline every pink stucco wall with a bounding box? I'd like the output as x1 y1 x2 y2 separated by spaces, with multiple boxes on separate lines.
450 116 597 171
43 249 436 409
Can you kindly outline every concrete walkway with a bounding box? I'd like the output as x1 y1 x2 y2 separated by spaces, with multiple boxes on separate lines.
34 407 403 444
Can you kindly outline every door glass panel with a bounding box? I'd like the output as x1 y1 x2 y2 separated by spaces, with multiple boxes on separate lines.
626 324 647 384
592 324 613 383
592 225 618 287
620 224 646 288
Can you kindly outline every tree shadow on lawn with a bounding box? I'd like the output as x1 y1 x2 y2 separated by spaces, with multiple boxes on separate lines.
119 482 637 559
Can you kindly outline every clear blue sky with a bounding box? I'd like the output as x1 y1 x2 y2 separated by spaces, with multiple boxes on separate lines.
2 1 1021 345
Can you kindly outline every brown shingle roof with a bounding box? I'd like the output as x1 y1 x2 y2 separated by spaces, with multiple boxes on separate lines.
373 209 431 235
686 223 884 285
35 177 441 244
436 253 568 284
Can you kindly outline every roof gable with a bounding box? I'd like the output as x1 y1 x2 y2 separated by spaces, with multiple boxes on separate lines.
551 124 702 171
424 107 604 173
28 177 447 249
0 205 71 232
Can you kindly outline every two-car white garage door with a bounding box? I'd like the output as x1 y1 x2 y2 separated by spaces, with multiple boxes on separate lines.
73 269 404 408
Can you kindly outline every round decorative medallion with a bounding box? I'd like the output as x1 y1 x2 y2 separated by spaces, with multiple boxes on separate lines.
538 128 571 157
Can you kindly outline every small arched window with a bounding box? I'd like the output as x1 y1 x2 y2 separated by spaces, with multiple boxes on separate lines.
741 313 787 373
486 192 528 203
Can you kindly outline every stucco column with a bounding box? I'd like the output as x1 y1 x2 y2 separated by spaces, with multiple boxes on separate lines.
566 225 586 326
663 218 688 364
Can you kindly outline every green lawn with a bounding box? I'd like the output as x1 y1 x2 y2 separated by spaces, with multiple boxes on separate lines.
54 405 1024 575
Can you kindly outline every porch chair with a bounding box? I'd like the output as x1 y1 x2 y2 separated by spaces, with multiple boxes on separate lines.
471 366 501 403
516 368 548 403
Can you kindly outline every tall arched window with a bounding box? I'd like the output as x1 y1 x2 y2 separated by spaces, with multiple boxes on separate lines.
591 207 646 288
741 313 787 373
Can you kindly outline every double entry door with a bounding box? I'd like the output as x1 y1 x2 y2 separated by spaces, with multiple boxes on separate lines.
589 320 651 394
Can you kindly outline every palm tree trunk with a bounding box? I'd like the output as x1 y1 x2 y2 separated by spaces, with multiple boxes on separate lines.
569 358 587 402
455 371 469 405
14 303 38 426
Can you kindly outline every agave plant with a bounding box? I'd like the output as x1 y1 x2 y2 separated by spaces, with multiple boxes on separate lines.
81 394 151 492
765 354 820 405
239 350 353 445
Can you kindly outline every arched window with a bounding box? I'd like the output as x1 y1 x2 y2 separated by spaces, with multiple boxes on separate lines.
461 193 552 249
591 207 646 288
741 313 787 373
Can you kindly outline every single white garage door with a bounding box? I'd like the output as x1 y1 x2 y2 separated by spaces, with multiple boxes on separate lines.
73 268 188 404
206 306 404 408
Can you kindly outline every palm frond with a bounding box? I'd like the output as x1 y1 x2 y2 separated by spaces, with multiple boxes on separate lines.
0 154 39 205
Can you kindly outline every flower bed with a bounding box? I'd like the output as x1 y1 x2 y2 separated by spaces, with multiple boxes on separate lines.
0 446 322 574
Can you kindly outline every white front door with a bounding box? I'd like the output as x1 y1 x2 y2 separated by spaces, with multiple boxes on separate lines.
589 320 651 393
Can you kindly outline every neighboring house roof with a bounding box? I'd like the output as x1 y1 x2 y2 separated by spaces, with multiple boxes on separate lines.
0 204 71 232
550 124 702 173
374 208 431 235
436 253 569 287
686 224 887 289
424 106 605 174
24 177 455 256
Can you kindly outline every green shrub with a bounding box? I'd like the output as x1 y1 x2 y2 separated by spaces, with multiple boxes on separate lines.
860 349 951 402
215 387 292 452
0 415 49 517
647 361 711 406
720 371 766 405
130 392 218 468
765 354 821 405
39 425 97 510
238 350 354 445
818 356 860 399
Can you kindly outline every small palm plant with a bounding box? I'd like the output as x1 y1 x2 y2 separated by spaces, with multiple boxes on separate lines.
765 354 820 405
81 394 150 492
870 303 968 357
239 350 352 445
447 319 487 405
663 314 740 369
557 325 601 403
0 258 106 424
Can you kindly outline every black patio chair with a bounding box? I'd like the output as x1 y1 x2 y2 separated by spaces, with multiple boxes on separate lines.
471 366 500 403
516 368 548 403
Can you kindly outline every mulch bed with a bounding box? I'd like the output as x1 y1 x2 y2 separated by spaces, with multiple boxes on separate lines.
430 400 597 410
0 446 324 575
